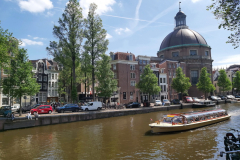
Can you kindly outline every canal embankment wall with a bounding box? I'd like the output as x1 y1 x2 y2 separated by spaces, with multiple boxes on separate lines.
0 104 193 131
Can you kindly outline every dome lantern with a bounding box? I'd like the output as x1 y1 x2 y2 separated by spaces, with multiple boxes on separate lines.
174 2 187 30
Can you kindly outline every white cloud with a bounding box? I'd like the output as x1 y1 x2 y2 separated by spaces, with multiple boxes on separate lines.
118 1 123 8
115 27 131 35
27 35 31 37
20 39 43 46
46 11 54 17
192 0 201 3
19 0 53 13
215 54 240 64
80 0 116 17
106 33 112 39
33 37 46 40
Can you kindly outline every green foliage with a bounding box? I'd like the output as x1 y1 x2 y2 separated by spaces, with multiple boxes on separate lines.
217 69 232 93
136 65 161 100
46 0 84 102
207 0 240 48
2 48 40 115
83 3 109 101
233 71 240 93
197 67 215 99
171 67 191 98
96 53 117 99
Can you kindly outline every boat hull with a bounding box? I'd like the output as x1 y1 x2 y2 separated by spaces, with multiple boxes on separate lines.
192 103 216 108
149 115 230 133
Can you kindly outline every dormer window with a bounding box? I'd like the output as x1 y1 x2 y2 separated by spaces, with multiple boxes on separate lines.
111 54 115 60
129 54 133 61
190 50 197 56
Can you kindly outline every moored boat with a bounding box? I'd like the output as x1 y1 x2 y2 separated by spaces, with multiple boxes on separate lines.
192 100 216 108
149 109 230 133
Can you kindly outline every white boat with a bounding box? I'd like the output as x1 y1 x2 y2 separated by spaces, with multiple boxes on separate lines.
192 100 216 108
149 109 230 133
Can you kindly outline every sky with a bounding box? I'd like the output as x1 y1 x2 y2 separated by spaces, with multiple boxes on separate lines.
0 0 239 69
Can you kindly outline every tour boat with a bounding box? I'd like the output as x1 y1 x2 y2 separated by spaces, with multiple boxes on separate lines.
149 109 230 133
192 100 216 108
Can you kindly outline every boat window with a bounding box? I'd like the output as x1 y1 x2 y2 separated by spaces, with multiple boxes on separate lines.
163 117 172 123
172 117 182 124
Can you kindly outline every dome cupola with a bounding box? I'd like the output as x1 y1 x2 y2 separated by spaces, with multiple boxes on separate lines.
174 2 187 30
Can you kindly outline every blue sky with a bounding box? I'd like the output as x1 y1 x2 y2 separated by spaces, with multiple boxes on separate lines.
0 0 239 69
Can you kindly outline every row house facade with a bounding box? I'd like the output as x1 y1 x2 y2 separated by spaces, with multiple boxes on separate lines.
31 59 61 104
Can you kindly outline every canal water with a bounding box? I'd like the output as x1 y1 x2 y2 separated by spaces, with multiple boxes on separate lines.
0 103 240 160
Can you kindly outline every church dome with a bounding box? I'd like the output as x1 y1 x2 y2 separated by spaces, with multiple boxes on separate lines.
159 28 208 51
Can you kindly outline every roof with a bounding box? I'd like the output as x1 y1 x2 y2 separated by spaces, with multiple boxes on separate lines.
159 28 209 51
113 52 136 61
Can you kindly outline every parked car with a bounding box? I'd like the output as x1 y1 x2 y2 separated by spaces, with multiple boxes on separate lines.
0 106 12 117
19 104 41 113
226 95 235 99
192 97 200 103
209 96 220 101
11 104 20 113
218 95 227 100
30 105 53 115
80 101 102 111
125 102 141 108
162 99 170 106
183 96 193 103
172 99 181 104
154 100 162 106
56 104 79 113
235 95 240 98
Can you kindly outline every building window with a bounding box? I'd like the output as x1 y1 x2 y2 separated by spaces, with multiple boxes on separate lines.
147 60 150 64
3 69 8 75
111 54 114 60
113 64 116 70
52 74 54 79
191 70 199 84
160 55 164 58
173 64 175 68
114 72 117 79
172 52 179 57
52 82 54 87
139 66 142 71
55 82 57 88
169 72 171 76
55 74 57 79
39 75 42 81
40 83 42 89
139 60 142 64
152 64 156 68
130 80 136 86
161 69 164 73
205 51 209 56
43 93 46 102
123 92 126 99
44 76 47 81
48 73 51 80
52 90 54 96
49 82 51 87
169 64 171 68
163 78 166 83
130 65 135 70
131 73 136 79
190 50 197 56
129 55 133 61
164 85 166 91
161 85 163 92
143 60 146 65
2 98 9 105
160 78 162 83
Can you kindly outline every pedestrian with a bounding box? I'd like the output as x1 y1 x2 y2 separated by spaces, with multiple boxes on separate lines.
34 112 39 120
11 113 15 121
27 112 32 120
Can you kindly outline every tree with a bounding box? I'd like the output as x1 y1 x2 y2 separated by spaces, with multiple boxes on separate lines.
136 64 161 105
2 48 40 116
83 3 109 101
81 50 92 98
46 0 84 102
197 67 215 100
207 0 240 48
217 69 232 95
0 22 18 68
96 53 117 103
172 67 191 100
233 71 240 93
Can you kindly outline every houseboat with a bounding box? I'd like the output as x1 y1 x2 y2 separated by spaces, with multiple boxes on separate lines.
192 100 216 108
149 109 230 133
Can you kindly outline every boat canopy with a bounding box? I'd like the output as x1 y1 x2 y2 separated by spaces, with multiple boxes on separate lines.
183 109 227 119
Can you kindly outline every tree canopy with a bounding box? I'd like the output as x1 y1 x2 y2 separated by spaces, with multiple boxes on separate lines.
217 69 232 94
83 3 109 101
136 64 161 103
171 67 191 99
197 67 215 100
46 0 84 102
233 71 240 93
207 0 240 48
95 53 117 101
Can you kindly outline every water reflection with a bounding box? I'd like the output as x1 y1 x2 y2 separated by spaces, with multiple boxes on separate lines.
0 103 239 160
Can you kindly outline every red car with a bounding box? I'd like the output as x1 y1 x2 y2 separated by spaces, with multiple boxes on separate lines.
183 96 193 103
30 105 53 115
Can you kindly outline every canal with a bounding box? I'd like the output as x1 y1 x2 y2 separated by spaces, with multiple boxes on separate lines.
0 103 239 160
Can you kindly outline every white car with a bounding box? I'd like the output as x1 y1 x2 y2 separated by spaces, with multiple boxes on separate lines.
154 100 162 106
11 104 20 112
162 99 171 106
226 95 235 99
81 102 102 111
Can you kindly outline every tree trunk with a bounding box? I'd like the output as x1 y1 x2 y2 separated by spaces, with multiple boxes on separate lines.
85 72 87 98
72 58 76 103
148 94 151 107
205 91 207 100
19 95 22 116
